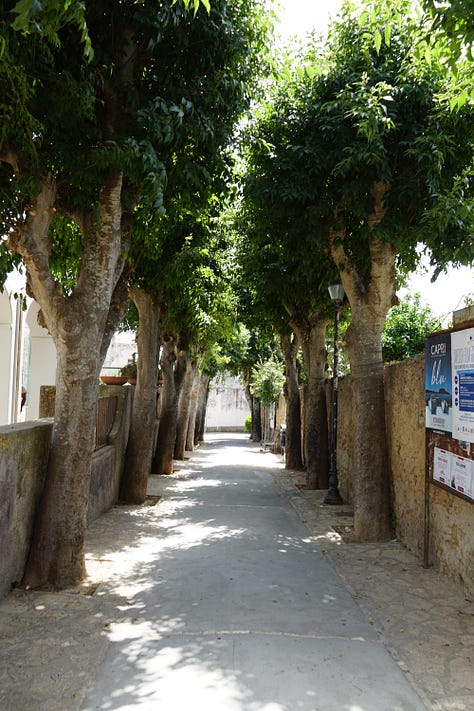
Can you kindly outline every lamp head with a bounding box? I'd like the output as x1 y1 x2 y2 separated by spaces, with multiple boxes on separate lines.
328 283 345 306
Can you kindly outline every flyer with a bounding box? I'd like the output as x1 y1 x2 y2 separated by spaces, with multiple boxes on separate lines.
433 447 452 486
451 328 474 443
451 454 474 499
425 333 452 436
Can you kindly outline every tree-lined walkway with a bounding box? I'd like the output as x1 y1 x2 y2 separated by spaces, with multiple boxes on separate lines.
0 434 426 710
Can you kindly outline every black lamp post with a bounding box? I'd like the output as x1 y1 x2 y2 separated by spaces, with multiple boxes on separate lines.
324 283 344 505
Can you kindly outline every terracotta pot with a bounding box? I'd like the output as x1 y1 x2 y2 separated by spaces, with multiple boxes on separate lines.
100 375 127 385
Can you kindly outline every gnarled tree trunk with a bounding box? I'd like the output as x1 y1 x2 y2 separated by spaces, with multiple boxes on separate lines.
330 182 396 541
14 171 126 588
120 288 160 503
175 355 198 459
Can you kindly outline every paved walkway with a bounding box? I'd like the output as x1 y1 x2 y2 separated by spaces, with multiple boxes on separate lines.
0 434 472 710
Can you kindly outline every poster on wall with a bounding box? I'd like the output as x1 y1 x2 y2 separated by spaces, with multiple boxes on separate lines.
433 447 452 486
425 332 452 436
451 327 474 444
451 454 474 499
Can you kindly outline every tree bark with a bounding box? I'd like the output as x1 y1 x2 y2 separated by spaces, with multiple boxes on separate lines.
288 306 330 489
194 373 210 443
251 393 262 441
243 378 262 441
15 171 125 588
120 288 160 503
153 336 178 475
279 330 303 470
174 355 198 459
186 367 201 451
304 318 330 489
330 182 396 541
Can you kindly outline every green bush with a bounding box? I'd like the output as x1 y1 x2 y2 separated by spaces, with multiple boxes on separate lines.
382 294 441 362
244 415 252 433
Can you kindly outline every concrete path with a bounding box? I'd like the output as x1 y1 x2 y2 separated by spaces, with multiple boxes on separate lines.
0 434 430 710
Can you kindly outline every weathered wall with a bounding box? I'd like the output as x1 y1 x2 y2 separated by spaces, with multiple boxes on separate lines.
0 421 52 599
429 486 474 591
384 354 426 557
88 446 116 523
337 354 474 596
0 384 132 600
205 376 248 431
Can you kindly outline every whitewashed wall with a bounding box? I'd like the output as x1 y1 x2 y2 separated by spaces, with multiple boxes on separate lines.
0 291 13 425
205 376 249 431
25 301 56 421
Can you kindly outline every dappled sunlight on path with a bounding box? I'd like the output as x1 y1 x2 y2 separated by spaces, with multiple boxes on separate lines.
78 433 425 711
0 433 426 711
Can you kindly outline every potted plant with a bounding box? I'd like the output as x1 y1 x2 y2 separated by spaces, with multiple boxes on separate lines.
100 371 127 385
121 355 137 384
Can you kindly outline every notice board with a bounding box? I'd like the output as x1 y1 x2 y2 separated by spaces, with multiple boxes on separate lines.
425 322 474 505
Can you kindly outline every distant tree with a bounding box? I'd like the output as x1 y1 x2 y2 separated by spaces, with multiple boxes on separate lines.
251 357 285 408
382 294 441 362
251 357 285 441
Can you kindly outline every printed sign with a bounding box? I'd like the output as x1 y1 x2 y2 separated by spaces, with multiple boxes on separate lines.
433 447 453 486
451 454 474 499
425 333 452 436
451 328 474 443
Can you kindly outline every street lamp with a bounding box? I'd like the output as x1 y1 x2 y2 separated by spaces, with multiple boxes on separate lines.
324 283 344 505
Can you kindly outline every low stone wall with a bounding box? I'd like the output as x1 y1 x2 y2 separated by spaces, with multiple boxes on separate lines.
0 421 52 599
337 354 474 596
0 385 132 599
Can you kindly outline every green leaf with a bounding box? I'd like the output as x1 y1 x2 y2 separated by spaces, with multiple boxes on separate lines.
359 11 369 28
374 29 382 54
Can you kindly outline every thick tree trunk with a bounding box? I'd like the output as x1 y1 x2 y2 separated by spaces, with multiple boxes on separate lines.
153 336 178 475
288 307 329 489
345 309 392 540
24 348 100 588
303 320 330 489
280 330 303 470
120 289 160 503
16 171 125 588
330 183 396 540
194 373 210 443
186 368 201 451
175 356 198 459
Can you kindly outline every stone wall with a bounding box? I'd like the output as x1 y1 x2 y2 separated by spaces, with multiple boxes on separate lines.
336 354 474 596
0 385 132 599
384 354 426 557
0 421 52 599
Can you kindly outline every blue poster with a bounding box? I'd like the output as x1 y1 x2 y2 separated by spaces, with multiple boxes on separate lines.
425 333 452 436
452 328 474 443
